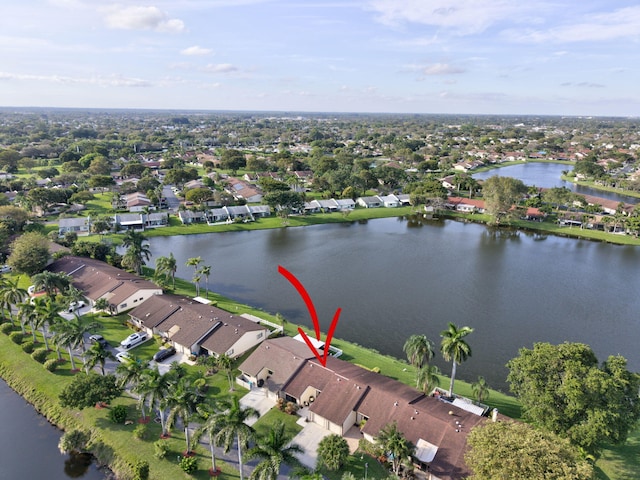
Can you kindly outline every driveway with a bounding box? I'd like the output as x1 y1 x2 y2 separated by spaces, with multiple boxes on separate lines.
291 417 332 469
239 388 275 426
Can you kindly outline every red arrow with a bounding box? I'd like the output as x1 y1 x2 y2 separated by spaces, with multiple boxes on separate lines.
278 265 341 367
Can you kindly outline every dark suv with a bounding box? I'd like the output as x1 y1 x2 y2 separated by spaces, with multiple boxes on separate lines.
153 346 176 362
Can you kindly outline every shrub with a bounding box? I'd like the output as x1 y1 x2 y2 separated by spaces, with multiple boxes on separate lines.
284 401 299 415
132 460 149 480
153 440 168 459
0 323 14 335
133 423 148 440
31 347 49 363
44 359 58 372
59 429 90 454
9 331 23 344
109 405 127 424
178 456 197 474
21 340 35 353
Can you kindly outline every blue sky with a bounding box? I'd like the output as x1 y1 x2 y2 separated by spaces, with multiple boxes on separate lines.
2 0 640 116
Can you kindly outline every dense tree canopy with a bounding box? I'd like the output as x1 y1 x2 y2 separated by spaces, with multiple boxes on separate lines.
481 176 527 223
7 232 50 275
465 421 594 480
316 434 349 471
507 342 640 454
59 373 122 409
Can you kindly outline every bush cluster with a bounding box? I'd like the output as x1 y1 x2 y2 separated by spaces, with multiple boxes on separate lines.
44 359 58 372
0 323 14 335
9 331 23 344
21 340 35 353
31 347 49 363
109 405 127 424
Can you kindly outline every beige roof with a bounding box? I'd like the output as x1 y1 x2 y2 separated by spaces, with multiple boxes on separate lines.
48 256 160 307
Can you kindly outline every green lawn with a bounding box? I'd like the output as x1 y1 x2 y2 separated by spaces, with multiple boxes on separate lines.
252 407 303 439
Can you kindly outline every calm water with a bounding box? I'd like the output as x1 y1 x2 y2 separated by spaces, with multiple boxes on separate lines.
149 218 640 393
472 162 640 204
0 378 105 479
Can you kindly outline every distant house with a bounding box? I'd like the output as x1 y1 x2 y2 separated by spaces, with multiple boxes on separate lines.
445 197 486 213
335 198 356 210
58 217 90 236
225 178 263 203
311 199 339 213
114 213 144 231
144 212 169 228
128 294 268 358
356 196 382 208
48 256 162 314
178 210 207 224
378 194 400 208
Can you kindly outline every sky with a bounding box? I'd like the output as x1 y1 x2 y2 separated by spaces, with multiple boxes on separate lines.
1 0 640 116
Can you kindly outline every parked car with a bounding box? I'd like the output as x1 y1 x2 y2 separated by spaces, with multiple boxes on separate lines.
153 346 176 362
0 265 11 273
68 300 86 312
120 332 148 349
89 334 108 347
115 351 132 363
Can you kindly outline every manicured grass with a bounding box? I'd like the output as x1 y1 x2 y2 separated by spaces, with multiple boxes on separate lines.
252 407 303 440
594 427 640 480
319 452 389 480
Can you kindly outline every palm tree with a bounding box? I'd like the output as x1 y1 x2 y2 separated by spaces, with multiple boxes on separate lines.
194 402 223 475
83 341 115 375
376 422 415 475
32 271 71 297
246 420 303 480
93 297 110 313
166 377 204 455
199 265 211 298
214 395 259 480
139 367 174 437
115 356 149 389
32 296 61 351
216 353 235 391
51 315 99 371
192 273 202 297
0 278 27 330
18 301 38 342
440 322 474 397
121 230 151 275
186 257 202 295
63 286 86 318
416 364 440 394
155 253 177 289
471 376 490 403
403 334 435 387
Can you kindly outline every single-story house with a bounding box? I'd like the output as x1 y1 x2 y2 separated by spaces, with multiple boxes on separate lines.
311 199 339 213
378 194 400 208
58 217 91 236
128 294 268 358
238 337 490 480
357 196 382 208
445 197 486 213
114 213 144 230
179 210 208 224
335 198 356 210
48 256 162 314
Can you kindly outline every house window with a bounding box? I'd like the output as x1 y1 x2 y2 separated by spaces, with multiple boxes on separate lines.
227 349 234 356
257 332 263 339
120 303 127 309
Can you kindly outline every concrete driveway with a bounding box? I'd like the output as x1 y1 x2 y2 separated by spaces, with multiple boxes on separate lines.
291 417 332 469
239 388 275 426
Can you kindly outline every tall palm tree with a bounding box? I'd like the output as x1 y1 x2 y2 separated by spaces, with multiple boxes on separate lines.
51 315 99 371
186 257 202 295
83 341 115 375
403 334 435 387
216 353 235 391
199 265 211 299
416 364 440 395
214 395 259 480
194 402 223 474
155 253 177 289
471 376 490 403
139 367 174 437
32 271 71 297
115 356 149 389
121 230 151 275
246 420 303 480
63 286 86 318
440 322 474 397
32 296 61 351
18 301 38 342
0 278 27 330
166 377 204 455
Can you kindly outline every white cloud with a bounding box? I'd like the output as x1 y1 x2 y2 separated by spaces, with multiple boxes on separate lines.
181 45 212 56
404 63 465 75
367 0 537 35
202 63 239 73
0 71 151 87
102 5 185 33
505 5 640 43
560 82 605 88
